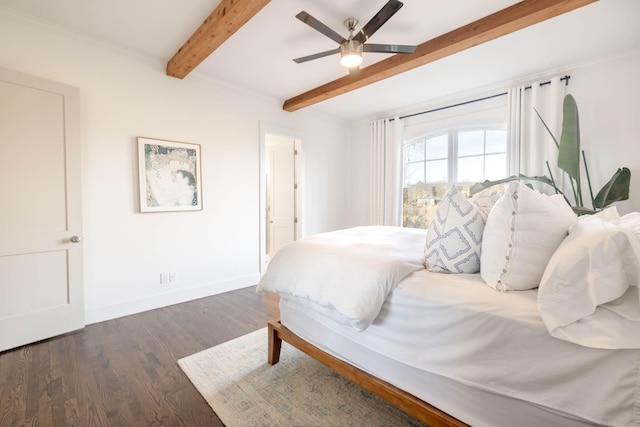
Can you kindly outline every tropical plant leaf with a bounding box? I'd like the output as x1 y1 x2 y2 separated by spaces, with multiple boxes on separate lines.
470 174 557 194
470 177 516 194
573 206 599 216
535 94 582 205
582 150 596 208
533 107 559 150
593 167 631 209
557 94 581 183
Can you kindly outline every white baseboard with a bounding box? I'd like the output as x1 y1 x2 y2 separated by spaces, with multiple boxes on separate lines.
84 273 260 325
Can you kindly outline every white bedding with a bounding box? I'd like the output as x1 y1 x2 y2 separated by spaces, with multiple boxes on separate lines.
538 215 640 349
261 225 640 425
257 226 426 330
281 270 640 427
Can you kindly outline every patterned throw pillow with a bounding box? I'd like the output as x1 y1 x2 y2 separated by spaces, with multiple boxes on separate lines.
469 185 504 221
424 186 485 273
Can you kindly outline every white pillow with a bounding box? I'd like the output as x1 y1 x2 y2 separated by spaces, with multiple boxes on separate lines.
480 181 577 291
538 217 640 349
582 206 640 238
424 186 485 273
621 212 640 237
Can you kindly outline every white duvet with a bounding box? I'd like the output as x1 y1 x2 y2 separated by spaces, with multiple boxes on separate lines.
257 226 426 330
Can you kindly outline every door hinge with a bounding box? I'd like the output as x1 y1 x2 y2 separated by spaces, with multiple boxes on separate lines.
294 150 298 155
294 183 298 190
294 217 298 223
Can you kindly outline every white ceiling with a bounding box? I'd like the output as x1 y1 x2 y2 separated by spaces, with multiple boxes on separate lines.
1 0 639 121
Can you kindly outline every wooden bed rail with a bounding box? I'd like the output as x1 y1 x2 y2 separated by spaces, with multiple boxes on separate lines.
267 320 468 427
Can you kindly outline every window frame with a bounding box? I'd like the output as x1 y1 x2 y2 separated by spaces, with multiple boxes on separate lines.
403 124 508 188
401 124 509 228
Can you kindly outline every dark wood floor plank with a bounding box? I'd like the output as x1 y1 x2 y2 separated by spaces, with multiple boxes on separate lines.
25 341 53 426
0 346 28 426
0 285 277 426
50 332 82 426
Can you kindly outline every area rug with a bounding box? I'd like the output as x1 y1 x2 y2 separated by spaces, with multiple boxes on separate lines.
178 328 427 426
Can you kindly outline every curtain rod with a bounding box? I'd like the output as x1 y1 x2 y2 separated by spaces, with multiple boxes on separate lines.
525 74 571 90
392 75 571 121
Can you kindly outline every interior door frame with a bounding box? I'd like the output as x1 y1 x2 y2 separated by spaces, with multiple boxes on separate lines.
259 122 302 275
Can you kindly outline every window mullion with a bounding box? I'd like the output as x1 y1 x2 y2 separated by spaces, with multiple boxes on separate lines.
483 129 487 179
422 138 427 184
449 130 457 185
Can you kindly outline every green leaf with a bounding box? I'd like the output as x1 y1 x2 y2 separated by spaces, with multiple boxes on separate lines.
470 177 518 194
557 94 581 182
593 167 631 209
573 206 599 216
533 107 559 150
535 94 581 205
470 174 559 194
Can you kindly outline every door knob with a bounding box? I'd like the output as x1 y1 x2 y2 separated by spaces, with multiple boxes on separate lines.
70 235 82 243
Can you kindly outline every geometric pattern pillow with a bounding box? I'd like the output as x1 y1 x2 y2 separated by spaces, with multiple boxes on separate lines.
424 186 486 273
469 185 504 222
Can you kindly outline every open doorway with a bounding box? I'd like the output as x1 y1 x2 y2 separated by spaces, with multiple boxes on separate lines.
259 123 302 274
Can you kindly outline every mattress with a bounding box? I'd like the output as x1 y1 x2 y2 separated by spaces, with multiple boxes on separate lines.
279 269 640 427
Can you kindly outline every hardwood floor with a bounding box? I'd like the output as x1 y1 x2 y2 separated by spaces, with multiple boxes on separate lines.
0 286 279 426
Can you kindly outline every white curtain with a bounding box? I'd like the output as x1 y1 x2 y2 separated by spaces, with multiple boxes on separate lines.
508 76 566 192
369 117 403 226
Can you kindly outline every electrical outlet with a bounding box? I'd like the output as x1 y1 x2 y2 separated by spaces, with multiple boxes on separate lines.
160 272 169 284
169 272 176 282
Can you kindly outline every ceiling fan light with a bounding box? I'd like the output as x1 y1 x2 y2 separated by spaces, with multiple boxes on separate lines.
340 40 363 67
340 53 362 67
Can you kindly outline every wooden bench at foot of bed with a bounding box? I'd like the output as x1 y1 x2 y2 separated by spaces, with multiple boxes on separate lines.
267 319 468 427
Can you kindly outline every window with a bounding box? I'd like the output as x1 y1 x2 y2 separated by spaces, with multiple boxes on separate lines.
402 127 507 228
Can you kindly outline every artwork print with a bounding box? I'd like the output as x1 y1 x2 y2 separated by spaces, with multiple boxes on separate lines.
138 137 202 212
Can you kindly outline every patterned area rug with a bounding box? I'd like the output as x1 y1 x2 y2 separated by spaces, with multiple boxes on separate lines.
178 328 427 426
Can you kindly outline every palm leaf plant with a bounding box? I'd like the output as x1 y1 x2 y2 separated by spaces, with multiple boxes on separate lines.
472 94 630 215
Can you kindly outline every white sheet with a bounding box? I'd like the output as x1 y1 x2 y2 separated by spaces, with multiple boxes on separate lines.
281 270 640 427
257 226 426 330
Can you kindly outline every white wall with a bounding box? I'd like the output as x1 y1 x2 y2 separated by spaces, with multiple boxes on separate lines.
0 10 351 323
347 49 640 225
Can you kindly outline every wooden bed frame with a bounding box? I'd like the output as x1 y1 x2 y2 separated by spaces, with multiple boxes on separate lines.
267 319 468 427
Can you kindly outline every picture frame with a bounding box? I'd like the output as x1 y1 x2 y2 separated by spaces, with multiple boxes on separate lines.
137 137 203 212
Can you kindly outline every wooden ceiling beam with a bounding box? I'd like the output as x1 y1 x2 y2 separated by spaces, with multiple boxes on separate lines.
167 0 271 79
283 0 598 112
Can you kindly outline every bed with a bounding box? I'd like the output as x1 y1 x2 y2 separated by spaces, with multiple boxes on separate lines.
257 183 640 427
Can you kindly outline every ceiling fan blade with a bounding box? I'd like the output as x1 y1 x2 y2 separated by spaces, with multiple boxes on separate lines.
293 47 341 63
353 0 404 44
296 11 346 45
363 43 416 54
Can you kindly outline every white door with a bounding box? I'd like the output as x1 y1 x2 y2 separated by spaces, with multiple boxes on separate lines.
266 137 296 257
0 67 84 352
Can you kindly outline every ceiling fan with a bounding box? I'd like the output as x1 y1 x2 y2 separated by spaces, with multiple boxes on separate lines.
293 0 417 75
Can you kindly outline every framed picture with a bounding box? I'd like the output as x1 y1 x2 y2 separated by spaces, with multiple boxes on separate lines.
137 137 202 212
